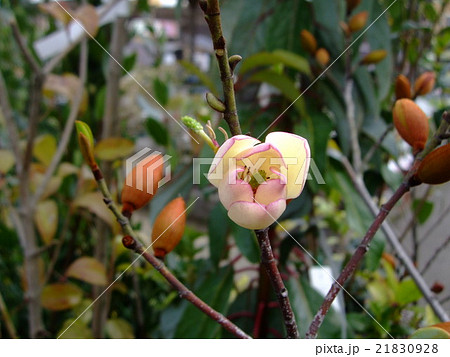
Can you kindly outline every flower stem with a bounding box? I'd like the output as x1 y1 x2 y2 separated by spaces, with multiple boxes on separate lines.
255 228 299 338
200 0 242 136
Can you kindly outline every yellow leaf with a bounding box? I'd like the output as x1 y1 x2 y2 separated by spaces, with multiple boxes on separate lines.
58 318 93 339
0 149 15 173
33 134 57 166
57 162 80 178
94 138 135 161
65 257 107 286
43 73 87 113
74 4 99 37
41 283 83 311
105 318 134 339
30 171 62 199
73 192 116 228
34 200 58 245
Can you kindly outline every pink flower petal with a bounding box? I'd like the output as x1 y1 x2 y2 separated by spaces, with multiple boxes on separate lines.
254 179 286 205
218 169 254 210
208 135 260 187
228 199 286 230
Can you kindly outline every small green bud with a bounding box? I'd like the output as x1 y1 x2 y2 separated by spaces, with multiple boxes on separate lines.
206 92 226 113
181 116 204 133
75 120 96 168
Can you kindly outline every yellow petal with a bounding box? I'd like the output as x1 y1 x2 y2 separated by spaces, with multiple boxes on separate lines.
208 135 260 187
228 199 286 230
265 132 310 199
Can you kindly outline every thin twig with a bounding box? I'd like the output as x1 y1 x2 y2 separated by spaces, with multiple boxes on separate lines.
31 39 88 207
362 124 394 167
307 112 450 338
255 228 299 338
200 0 242 136
89 166 251 339
10 19 41 74
421 236 450 275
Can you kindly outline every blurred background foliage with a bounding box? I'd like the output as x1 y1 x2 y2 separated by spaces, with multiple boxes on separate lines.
0 0 449 338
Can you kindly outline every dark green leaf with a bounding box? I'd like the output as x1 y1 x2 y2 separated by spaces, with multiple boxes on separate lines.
232 225 260 264
153 78 169 107
144 117 169 146
174 267 234 338
208 202 230 266
122 53 137 73
412 200 434 225
364 236 385 272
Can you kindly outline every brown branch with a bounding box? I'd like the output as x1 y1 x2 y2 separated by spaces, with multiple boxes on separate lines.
90 168 251 339
200 0 242 136
255 228 299 338
307 112 450 338
0 290 17 338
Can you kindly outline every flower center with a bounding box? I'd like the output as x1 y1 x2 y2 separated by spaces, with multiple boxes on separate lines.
239 168 269 192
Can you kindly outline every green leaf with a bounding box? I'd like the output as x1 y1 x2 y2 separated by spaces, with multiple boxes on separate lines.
412 200 434 225
174 267 234 338
33 134 57 166
240 51 311 76
232 224 259 264
410 325 450 339
34 199 58 245
395 278 422 306
58 319 93 338
153 78 169 107
364 236 385 272
286 277 341 338
144 117 169 146
122 53 137 73
208 202 229 266
250 70 305 116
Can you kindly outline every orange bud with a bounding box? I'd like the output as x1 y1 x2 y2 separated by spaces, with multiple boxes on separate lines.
361 49 387 65
414 72 436 97
416 144 450 185
121 154 164 217
300 29 317 55
395 74 412 100
315 48 330 66
393 99 429 152
151 197 186 259
346 0 361 14
348 11 368 32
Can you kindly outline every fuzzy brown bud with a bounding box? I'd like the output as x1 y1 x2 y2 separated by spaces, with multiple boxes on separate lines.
315 48 330 66
416 144 450 185
121 154 164 217
151 197 186 259
414 72 436 97
300 29 317 55
393 99 429 152
395 74 412 100
348 11 368 32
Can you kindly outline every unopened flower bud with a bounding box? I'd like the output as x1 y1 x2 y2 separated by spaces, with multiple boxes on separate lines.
315 48 330 66
361 49 387 65
206 92 226 113
414 72 436 97
416 143 450 185
121 154 164 218
300 29 317 55
348 11 368 32
395 74 412 100
151 197 186 258
393 99 429 152
75 120 96 168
